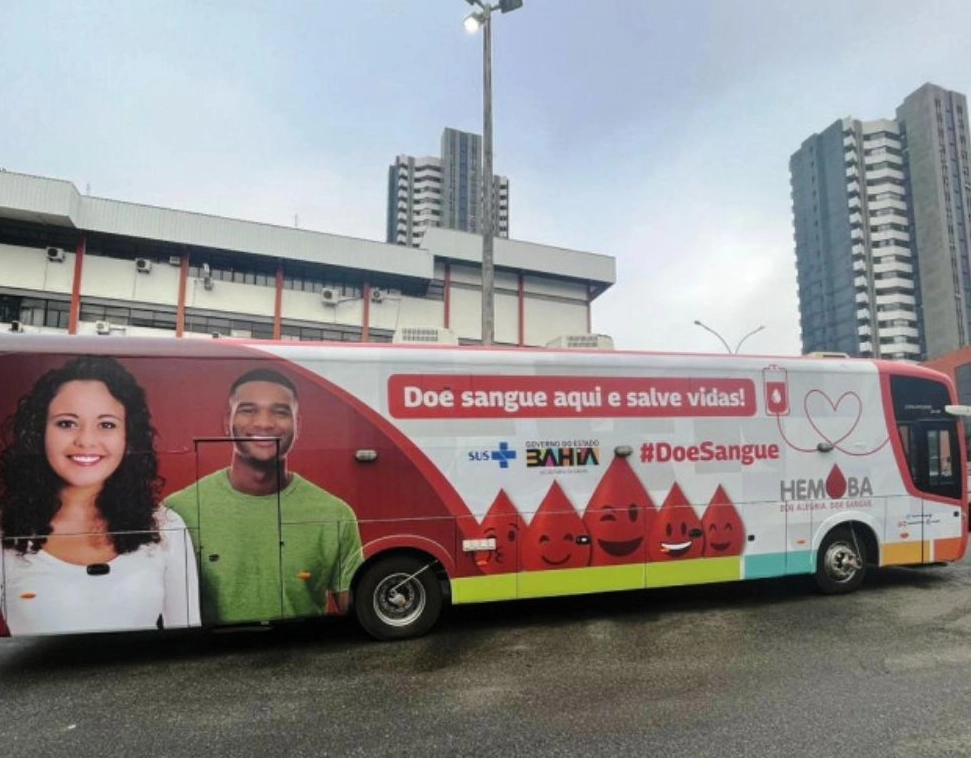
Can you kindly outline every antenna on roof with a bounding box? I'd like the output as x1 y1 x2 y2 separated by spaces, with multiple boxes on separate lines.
294 214 299 228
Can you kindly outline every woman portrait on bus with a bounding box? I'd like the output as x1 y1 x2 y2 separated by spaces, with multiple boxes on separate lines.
0 355 199 635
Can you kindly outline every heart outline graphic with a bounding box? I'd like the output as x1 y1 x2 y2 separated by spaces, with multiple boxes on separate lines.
803 390 862 447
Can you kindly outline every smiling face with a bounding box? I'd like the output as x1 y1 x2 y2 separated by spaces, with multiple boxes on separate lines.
474 491 522 574
646 483 704 562
44 380 126 491
228 380 298 466
702 486 745 557
583 458 654 566
587 503 644 559
521 481 591 571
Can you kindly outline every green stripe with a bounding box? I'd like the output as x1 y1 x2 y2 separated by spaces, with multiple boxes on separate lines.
451 573 518 604
451 559 751 604
645 556 741 587
518 564 645 598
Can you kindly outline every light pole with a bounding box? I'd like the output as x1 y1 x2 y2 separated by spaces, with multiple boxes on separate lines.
693 320 765 354
463 0 522 345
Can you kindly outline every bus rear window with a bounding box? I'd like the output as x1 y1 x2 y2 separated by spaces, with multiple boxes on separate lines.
890 375 962 500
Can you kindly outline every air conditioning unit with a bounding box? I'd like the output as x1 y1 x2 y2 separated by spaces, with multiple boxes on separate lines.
545 334 615 350
168 255 182 266
370 288 385 303
135 258 152 273
203 275 214 291
393 326 459 345
95 320 112 335
321 287 340 304
46 246 66 262
9 320 23 333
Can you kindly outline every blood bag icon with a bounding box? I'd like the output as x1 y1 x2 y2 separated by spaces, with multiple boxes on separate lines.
762 365 789 415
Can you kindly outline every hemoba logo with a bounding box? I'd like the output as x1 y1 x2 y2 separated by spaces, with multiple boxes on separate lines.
780 464 873 502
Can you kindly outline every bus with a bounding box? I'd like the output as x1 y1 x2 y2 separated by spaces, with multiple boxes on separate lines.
0 335 966 641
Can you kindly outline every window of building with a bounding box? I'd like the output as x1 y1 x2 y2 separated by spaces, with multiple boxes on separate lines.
188 261 275 288
184 313 273 339
80 303 178 331
2 295 71 329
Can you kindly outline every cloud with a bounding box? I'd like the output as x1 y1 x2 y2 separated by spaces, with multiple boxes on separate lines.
4 0 971 359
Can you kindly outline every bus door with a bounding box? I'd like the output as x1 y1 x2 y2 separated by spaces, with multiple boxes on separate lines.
889 375 965 563
894 418 961 561
194 439 284 624
917 419 961 553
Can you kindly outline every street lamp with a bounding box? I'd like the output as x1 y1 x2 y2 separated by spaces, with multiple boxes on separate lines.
693 320 765 354
463 0 523 345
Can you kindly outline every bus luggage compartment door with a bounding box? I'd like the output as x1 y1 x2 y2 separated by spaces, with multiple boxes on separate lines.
193 439 284 625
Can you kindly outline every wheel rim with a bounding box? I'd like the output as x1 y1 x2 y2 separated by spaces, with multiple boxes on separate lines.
823 539 861 584
372 572 427 628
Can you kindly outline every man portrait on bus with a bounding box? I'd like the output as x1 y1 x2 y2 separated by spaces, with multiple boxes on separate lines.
165 368 363 625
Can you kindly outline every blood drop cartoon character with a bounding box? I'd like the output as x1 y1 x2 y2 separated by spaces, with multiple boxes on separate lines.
522 480 592 571
646 483 705 561
472 490 523 574
701 485 745 557
582 457 655 565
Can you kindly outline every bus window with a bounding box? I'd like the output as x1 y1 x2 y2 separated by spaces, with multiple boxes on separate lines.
896 424 920 485
890 375 963 501
928 426 956 488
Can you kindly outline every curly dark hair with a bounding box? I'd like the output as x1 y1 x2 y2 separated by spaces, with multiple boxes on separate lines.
0 355 162 555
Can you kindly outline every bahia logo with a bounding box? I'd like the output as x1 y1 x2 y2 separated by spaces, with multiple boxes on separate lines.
780 464 872 501
526 446 600 468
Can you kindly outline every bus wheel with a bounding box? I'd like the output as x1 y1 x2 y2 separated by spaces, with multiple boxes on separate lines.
355 555 443 641
815 526 867 594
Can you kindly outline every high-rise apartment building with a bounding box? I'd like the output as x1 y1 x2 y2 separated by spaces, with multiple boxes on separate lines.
896 86 971 358
791 118 919 360
386 154 443 249
791 83 971 360
387 127 509 248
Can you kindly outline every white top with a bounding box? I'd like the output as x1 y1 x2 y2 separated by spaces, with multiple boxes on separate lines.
1 508 200 636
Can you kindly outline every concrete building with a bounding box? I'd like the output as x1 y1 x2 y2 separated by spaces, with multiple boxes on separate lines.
924 346 971 409
387 127 509 248
790 83 971 360
896 85 971 359
0 171 612 347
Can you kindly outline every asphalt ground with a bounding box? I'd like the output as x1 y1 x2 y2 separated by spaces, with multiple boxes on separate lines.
3 556 971 758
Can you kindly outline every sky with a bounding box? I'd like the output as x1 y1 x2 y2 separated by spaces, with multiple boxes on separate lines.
3 0 971 355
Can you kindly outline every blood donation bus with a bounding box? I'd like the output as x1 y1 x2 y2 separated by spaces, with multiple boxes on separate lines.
0 335 965 641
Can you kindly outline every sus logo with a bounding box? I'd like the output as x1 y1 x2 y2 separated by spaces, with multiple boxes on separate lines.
522 481 591 571
474 490 523 574
701 485 745 557
583 457 655 566
646 483 705 562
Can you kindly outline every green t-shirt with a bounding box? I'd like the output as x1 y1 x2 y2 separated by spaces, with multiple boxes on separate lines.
166 470 363 625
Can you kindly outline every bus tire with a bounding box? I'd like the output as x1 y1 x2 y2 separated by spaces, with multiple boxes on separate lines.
815 526 867 595
355 555 443 641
